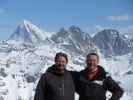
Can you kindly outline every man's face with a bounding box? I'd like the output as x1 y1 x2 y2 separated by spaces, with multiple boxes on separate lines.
86 55 99 68
55 56 67 74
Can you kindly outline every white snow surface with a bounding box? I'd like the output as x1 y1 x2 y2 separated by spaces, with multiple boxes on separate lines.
0 20 133 100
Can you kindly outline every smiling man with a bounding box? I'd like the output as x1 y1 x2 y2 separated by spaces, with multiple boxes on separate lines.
73 53 124 100
34 52 75 100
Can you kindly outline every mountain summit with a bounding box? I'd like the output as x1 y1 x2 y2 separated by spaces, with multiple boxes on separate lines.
93 29 133 57
9 20 48 43
51 25 96 55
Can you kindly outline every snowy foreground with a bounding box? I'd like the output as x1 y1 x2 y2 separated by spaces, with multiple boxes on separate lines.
0 20 133 100
0 42 133 100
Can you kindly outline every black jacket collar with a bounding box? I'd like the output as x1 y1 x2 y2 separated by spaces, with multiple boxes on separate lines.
47 64 68 76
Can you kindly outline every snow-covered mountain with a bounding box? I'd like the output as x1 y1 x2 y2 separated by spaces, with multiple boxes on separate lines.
0 20 133 100
0 39 84 100
9 20 51 44
51 26 97 56
93 29 133 57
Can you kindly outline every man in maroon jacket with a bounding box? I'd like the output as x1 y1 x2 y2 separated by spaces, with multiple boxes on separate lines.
72 53 123 100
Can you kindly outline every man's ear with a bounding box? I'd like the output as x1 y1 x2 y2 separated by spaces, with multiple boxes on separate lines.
55 59 57 63
85 59 88 64
66 61 68 64
97 59 99 64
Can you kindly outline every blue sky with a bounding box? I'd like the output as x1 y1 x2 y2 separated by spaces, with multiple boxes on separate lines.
0 0 133 39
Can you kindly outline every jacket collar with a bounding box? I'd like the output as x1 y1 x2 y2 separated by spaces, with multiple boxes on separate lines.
47 64 68 76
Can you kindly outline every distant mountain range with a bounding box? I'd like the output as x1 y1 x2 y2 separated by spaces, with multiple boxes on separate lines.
9 20 133 57
0 20 133 100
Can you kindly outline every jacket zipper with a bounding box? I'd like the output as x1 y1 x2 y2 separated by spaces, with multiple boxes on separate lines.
62 79 64 96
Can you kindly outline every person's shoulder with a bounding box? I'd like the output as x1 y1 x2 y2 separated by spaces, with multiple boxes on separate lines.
98 65 106 72
68 70 81 80
39 71 52 82
98 65 107 78
44 65 57 76
40 66 54 78
37 73 45 83
69 70 80 76
79 68 86 73
69 70 79 74
46 65 55 72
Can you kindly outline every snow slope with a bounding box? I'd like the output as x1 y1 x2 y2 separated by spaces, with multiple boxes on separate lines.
0 20 133 100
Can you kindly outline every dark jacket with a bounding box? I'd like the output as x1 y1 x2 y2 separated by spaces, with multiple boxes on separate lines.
71 65 123 100
34 65 75 100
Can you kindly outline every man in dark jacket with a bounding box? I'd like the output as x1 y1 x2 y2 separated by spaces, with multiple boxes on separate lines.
72 53 123 100
34 52 75 100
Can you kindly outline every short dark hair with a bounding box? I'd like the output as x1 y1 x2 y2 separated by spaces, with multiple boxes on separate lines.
86 53 99 60
55 52 68 62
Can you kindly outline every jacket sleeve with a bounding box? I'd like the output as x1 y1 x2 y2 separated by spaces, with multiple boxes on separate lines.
34 74 47 100
69 71 81 94
104 76 124 100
